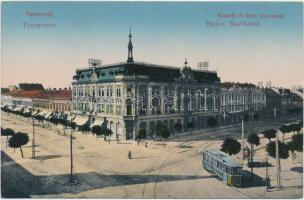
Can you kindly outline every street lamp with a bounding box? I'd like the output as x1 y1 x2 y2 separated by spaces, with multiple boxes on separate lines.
32 108 36 159
68 118 78 185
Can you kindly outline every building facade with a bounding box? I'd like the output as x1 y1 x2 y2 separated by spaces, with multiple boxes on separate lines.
72 32 221 140
32 89 72 113
220 82 266 124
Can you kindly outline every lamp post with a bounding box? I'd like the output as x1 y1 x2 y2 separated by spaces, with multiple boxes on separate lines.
32 108 36 158
275 130 281 190
70 118 74 184
266 155 269 192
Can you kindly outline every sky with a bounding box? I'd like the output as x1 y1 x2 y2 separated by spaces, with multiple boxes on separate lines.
1 2 303 89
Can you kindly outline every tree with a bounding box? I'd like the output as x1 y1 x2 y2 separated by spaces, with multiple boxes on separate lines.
207 117 217 128
262 129 276 142
253 113 259 121
103 127 113 143
266 141 289 159
8 132 29 158
266 140 289 182
69 122 76 131
159 126 170 145
247 133 260 177
2 128 14 147
292 123 302 134
82 124 90 134
35 115 45 128
50 117 59 130
279 125 289 141
156 122 164 136
174 122 182 133
187 121 195 133
92 125 103 137
287 140 297 160
220 138 241 155
138 129 146 139
23 112 32 121
58 118 68 134
243 114 249 122
289 133 303 152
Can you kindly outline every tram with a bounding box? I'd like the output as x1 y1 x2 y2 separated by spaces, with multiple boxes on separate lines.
202 149 242 187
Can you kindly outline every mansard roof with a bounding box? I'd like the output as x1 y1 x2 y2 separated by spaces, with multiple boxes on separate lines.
73 61 220 84
18 83 44 90
221 82 257 89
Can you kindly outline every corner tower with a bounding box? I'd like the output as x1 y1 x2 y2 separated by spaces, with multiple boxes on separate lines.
127 28 134 63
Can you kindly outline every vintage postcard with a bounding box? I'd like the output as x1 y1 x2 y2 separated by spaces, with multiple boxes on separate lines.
1 1 303 199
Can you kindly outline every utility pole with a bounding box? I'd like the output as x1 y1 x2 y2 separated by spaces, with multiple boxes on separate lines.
241 119 244 162
266 155 269 192
32 115 35 158
275 130 281 189
70 118 73 183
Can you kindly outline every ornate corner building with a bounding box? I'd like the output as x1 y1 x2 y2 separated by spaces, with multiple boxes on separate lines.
71 32 221 140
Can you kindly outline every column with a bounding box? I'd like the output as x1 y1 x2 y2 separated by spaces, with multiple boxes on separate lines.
146 121 150 138
160 85 165 114
113 84 116 115
132 84 136 116
213 88 216 110
174 86 178 112
181 90 184 111
204 88 208 110
147 85 152 115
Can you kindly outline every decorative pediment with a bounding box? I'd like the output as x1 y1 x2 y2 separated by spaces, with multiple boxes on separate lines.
177 66 195 82
91 68 98 81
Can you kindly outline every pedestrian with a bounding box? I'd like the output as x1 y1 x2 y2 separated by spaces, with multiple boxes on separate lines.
137 137 140 146
128 150 132 159
145 142 148 148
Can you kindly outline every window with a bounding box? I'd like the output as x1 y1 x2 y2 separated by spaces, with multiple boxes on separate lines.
127 105 132 115
116 88 121 97
116 105 121 115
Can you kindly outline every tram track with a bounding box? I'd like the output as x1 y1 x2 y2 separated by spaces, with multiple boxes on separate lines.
149 139 219 198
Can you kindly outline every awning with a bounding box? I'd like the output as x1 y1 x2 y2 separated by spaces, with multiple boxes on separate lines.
32 111 40 116
90 118 104 128
45 112 53 119
13 107 20 111
39 110 49 116
23 108 31 114
73 116 89 126
67 114 76 122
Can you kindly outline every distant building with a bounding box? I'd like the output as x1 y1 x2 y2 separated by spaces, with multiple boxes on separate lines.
32 89 72 113
18 83 44 90
220 82 266 123
1 90 41 108
266 87 303 117
1 88 72 115
1 88 9 94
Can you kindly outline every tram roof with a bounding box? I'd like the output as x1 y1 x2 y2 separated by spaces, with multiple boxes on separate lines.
204 149 242 168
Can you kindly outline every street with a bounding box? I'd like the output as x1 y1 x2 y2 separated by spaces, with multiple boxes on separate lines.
1 113 303 198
